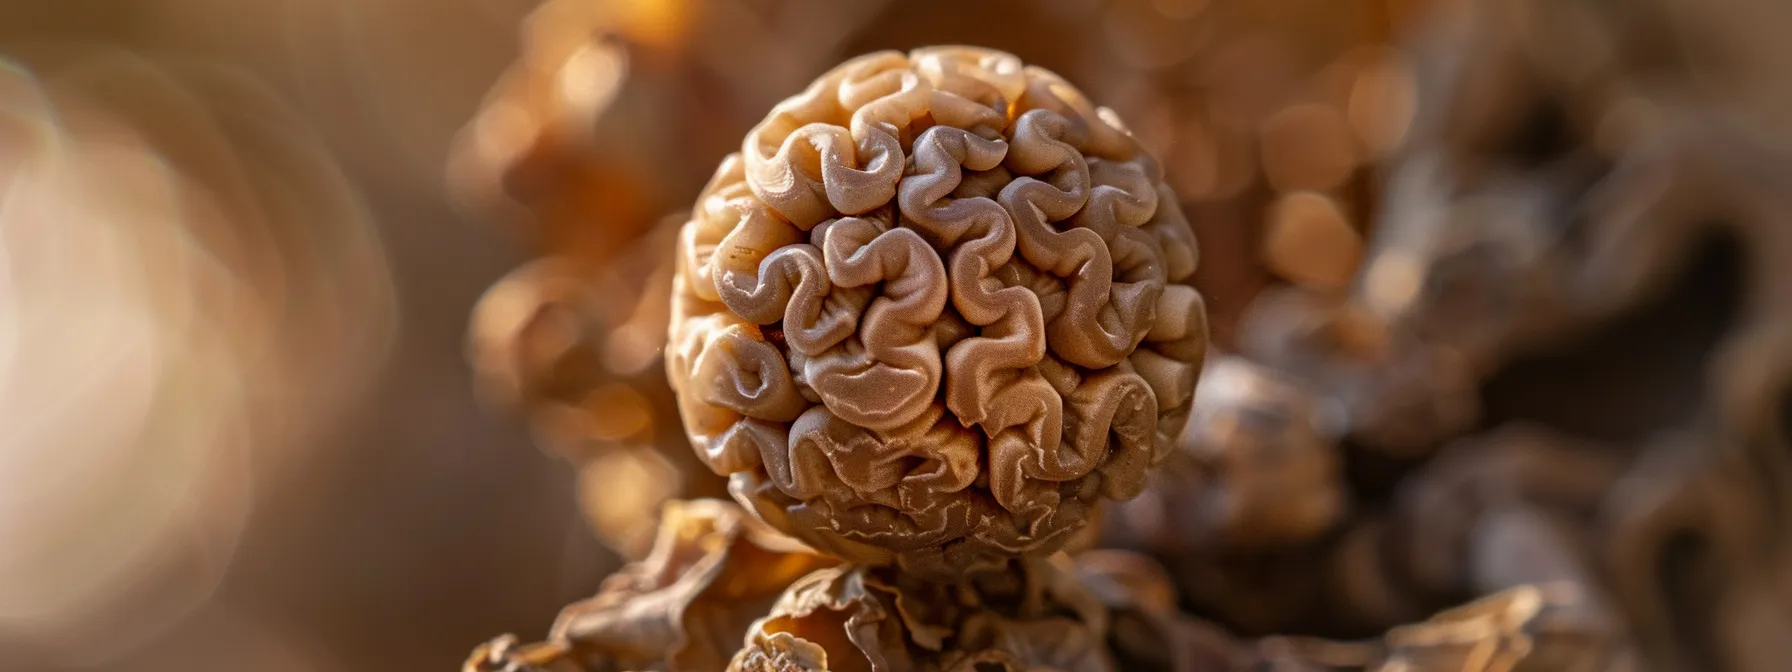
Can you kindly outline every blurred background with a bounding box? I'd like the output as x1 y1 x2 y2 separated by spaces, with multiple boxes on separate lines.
0 2 591 669
2 0 1788 670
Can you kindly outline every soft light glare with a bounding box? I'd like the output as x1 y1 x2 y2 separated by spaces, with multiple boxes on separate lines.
0 51 394 665
0 67 252 654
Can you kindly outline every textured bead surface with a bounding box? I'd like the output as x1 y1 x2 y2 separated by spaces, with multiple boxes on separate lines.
666 47 1208 577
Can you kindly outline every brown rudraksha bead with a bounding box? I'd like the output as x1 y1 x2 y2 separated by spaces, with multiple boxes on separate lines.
666 47 1208 578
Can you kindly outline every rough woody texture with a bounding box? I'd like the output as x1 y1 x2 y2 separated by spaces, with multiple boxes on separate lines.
464 499 837 672
728 557 1118 672
666 47 1207 577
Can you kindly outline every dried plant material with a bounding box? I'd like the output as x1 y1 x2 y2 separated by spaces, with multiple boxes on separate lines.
1072 550 1388 671
470 499 837 672
1175 355 1346 548
1325 5 1792 661
447 0 899 263
1108 355 1346 553
1360 0 1792 370
1070 550 1250 671
666 47 1207 577
730 557 1117 671
1069 554 1628 672
1387 426 1628 601
1237 287 1480 454
1372 584 1629 672
1105 426 1635 641
1061 0 1425 349
465 635 581 672
1596 428 1792 671
469 217 683 422
457 2 1792 672
442 0 687 243
1071 551 1183 616
1172 1 1792 666
446 21 651 253
467 218 730 553
455 0 941 567
1330 429 1631 635
1344 8 1792 665
469 257 618 427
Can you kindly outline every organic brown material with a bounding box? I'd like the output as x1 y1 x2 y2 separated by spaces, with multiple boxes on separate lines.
1237 287 1480 455
1372 584 1630 672
455 1 1792 671
729 557 1117 672
666 47 1207 577
468 499 837 672
467 224 729 555
1109 355 1347 553
468 225 683 448
446 0 902 263
1071 550 1250 671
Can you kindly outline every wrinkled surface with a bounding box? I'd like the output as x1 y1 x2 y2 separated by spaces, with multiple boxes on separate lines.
729 557 1116 672
667 47 1207 577
467 499 837 672
452 0 900 561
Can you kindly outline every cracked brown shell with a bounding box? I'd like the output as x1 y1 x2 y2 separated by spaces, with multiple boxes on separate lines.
465 499 837 672
728 557 1117 672
666 47 1208 578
